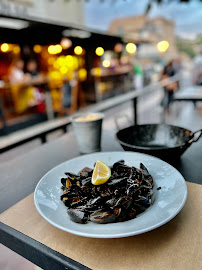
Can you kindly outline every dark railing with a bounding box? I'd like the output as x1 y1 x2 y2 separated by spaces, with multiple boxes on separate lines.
0 76 179 153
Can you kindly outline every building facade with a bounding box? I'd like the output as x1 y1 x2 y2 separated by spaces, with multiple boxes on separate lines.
108 15 178 59
0 0 85 27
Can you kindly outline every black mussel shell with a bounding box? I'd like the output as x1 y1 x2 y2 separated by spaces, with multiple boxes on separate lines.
107 177 128 186
112 160 125 170
85 196 103 211
99 186 111 197
140 163 149 173
115 196 132 209
61 177 67 187
64 172 79 180
105 197 118 208
79 167 93 178
70 197 89 208
90 210 116 224
67 209 89 224
81 177 91 187
61 160 155 225
115 165 132 176
125 207 137 221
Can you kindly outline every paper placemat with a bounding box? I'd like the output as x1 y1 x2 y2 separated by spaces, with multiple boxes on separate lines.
1 182 202 270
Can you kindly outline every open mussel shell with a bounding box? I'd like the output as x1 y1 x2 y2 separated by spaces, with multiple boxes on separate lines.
140 163 149 173
67 209 89 224
81 177 91 187
85 196 103 211
107 177 128 186
79 167 93 178
61 177 67 187
61 160 155 224
90 210 116 224
112 160 125 170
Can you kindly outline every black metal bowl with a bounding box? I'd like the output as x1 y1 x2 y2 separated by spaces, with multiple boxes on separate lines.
116 124 202 161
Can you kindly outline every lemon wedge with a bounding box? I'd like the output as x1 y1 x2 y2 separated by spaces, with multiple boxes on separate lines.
91 160 111 185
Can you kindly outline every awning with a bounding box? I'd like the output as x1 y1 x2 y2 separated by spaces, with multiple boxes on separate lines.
0 15 123 50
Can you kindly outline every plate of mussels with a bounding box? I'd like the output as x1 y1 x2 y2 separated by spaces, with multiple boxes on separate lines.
34 152 187 238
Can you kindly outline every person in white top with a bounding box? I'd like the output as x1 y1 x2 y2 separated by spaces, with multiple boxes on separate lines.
193 50 202 85
9 59 25 84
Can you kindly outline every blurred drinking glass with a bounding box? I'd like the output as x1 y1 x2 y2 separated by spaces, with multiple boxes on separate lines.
72 112 104 154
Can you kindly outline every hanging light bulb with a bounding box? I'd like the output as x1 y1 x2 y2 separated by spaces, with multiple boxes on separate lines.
114 43 123 53
48 44 62 54
126 43 136 54
60 37 72 49
1 43 9 53
33 45 42 53
102 59 110 68
74 46 83 55
95 47 104 56
157 41 169 52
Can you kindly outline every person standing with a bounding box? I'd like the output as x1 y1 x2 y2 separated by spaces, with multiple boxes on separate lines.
161 60 178 113
133 62 143 90
193 50 202 86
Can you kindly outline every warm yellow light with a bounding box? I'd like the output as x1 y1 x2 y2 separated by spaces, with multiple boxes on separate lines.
33 45 42 53
13 45 21 54
92 67 102 76
157 40 169 52
60 37 72 49
57 56 66 66
60 66 68 74
126 43 136 54
114 43 123 53
48 44 62 55
48 57 55 65
53 61 60 69
78 57 84 67
48 45 54 54
95 47 104 56
49 71 61 79
55 44 62 54
78 68 87 81
73 56 79 69
74 46 83 55
1 43 9 53
102 59 110 68
98 82 106 94
65 55 74 67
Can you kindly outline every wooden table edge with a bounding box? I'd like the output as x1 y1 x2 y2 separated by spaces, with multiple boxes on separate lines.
0 181 201 269
0 221 91 270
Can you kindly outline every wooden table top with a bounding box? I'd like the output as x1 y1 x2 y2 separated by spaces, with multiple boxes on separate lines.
1 181 201 270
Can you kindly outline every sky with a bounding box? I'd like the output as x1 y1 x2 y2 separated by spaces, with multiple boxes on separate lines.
84 0 202 39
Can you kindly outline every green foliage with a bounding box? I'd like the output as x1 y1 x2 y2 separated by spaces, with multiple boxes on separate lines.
176 38 197 58
180 48 196 58
196 36 202 45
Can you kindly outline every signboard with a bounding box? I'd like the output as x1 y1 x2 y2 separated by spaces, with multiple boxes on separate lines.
0 0 29 18
8 0 33 6
0 0 85 27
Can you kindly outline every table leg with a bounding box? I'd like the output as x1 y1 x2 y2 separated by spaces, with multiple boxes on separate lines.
44 92 54 120
41 134 47 144
0 98 7 131
133 97 137 125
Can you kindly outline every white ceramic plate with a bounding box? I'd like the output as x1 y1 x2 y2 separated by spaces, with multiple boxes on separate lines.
34 152 187 238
